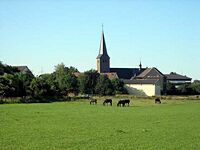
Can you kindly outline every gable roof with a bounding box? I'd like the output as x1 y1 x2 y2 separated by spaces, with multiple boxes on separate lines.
165 72 192 81
123 79 159 84
14 66 28 72
12 66 33 76
100 72 118 80
110 68 142 79
136 67 164 79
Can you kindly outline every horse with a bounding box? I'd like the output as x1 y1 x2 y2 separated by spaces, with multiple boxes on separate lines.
155 98 161 104
103 99 112 106
117 99 130 107
90 99 97 105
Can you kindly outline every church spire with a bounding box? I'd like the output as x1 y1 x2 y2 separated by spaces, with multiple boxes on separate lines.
96 28 110 73
97 26 109 58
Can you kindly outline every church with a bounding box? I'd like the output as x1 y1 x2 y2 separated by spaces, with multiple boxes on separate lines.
96 31 191 96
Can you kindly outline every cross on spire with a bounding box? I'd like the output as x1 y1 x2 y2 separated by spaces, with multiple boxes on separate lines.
139 60 142 70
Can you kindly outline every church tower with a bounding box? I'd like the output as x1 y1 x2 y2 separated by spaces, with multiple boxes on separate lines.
96 31 110 73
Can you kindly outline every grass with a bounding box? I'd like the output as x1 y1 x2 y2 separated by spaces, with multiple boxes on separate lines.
1 99 200 150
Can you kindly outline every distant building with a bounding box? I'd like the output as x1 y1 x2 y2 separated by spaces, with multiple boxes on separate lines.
96 31 191 96
13 66 33 76
165 72 192 85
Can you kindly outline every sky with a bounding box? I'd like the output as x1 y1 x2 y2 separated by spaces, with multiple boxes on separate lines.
0 0 200 80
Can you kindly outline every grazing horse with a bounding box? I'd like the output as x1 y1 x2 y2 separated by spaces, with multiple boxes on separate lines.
117 99 130 107
90 99 97 105
103 99 112 106
155 98 161 104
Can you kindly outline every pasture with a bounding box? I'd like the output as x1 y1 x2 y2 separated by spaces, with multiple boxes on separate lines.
1 98 200 150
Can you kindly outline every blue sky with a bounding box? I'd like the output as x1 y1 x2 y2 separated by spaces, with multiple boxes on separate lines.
0 0 200 80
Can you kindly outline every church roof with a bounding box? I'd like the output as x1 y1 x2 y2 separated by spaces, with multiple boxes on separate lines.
165 72 192 81
96 32 109 59
110 68 141 79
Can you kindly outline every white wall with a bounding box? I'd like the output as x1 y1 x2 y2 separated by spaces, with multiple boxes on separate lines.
124 84 161 96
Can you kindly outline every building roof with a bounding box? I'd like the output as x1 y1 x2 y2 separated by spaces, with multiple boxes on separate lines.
110 68 142 79
165 72 192 81
96 31 110 59
14 66 28 72
74 72 83 77
100 72 118 80
136 67 164 79
123 79 159 84
74 72 118 80
12 66 33 76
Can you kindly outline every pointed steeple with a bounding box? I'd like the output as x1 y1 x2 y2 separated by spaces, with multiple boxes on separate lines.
97 31 109 59
96 29 110 73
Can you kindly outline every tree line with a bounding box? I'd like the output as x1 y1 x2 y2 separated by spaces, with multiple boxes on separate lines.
166 80 200 95
0 62 127 103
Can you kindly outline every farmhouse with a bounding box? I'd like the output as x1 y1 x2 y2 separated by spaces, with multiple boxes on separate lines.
96 31 191 96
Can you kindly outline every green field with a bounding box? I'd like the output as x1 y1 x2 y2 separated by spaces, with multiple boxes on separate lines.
1 99 200 150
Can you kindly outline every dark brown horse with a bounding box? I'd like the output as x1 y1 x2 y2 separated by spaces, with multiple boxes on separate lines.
90 99 97 105
155 98 161 104
117 99 130 107
103 99 112 106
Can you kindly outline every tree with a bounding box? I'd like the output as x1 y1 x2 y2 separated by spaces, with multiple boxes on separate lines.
0 73 21 97
16 72 35 96
36 73 58 96
111 78 127 94
95 75 114 96
54 63 79 95
0 61 20 75
0 61 4 75
29 77 52 98
78 70 99 94
64 74 79 95
177 84 193 95
166 83 177 95
190 81 200 95
0 75 12 97
193 80 200 84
